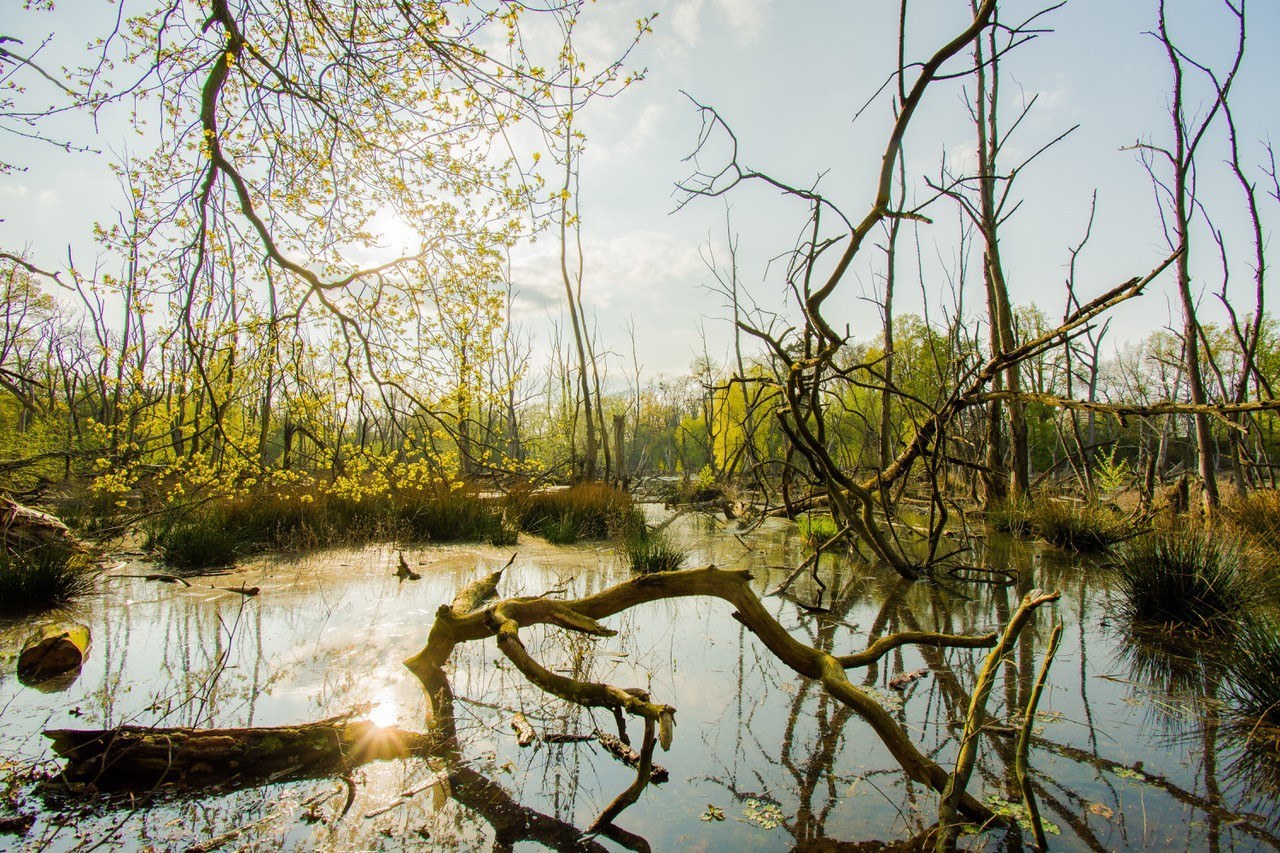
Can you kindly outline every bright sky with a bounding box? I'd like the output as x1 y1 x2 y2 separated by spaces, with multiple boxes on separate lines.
2 0 1277 380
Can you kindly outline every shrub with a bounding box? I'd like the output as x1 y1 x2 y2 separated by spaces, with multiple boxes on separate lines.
0 545 94 612
1029 500 1125 552
509 483 636 541
1227 489 1280 552
798 513 840 546
1113 529 1256 627
623 527 688 574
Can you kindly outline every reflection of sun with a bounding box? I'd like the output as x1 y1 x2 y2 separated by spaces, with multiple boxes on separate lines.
368 689 398 729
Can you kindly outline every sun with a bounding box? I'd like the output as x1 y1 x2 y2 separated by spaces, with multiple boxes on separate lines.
368 691 399 729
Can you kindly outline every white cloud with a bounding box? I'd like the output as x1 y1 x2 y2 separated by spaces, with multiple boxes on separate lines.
711 0 772 46
671 0 705 48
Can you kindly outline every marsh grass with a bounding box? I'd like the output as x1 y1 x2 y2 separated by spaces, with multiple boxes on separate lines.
1114 529 1257 628
623 527 688 573
0 545 94 612
157 510 241 569
985 499 1034 536
1028 500 1126 552
540 515 583 545
153 483 509 565
798 513 840 545
1227 489 1280 552
509 483 637 541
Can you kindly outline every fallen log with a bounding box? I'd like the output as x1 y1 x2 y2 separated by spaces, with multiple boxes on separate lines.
18 623 89 686
1 495 85 554
44 717 438 792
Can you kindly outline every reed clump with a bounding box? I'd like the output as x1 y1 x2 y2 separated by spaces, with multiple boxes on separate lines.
1221 615 1280 730
1227 489 1280 552
509 483 638 544
984 498 1034 536
623 526 688 574
152 481 510 565
797 513 841 546
0 544 94 612
1113 529 1257 628
1026 499 1126 552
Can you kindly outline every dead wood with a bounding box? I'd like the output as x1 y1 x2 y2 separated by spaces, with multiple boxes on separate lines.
44 717 438 792
888 668 930 692
592 728 669 783
511 712 537 747
1 495 85 554
405 563 1002 825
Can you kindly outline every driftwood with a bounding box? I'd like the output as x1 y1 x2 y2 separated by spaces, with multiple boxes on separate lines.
1 495 84 553
44 717 437 792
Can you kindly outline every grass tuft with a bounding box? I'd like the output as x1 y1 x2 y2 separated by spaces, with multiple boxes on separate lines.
797 513 840 546
152 482 511 563
540 515 582 545
0 545 94 612
1227 489 1280 552
623 526 688 574
1028 500 1125 552
509 483 636 541
1113 529 1256 628
158 510 240 570
985 498 1034 536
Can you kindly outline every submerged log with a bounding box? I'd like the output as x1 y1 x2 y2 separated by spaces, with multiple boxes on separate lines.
18 623 89 686
592 729 668 784
44 717 438 792
1 496 85 554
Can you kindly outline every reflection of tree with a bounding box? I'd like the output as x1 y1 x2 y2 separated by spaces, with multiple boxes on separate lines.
404 563 1012 836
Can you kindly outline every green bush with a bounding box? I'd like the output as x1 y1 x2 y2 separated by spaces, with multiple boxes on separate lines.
541 515 582 545
0 545 94 612
623 527 688 574
159 511 240 569
509 483 636 541
1114 529 1256 627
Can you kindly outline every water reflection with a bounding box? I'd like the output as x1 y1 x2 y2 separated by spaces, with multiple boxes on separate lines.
0 515 1277 849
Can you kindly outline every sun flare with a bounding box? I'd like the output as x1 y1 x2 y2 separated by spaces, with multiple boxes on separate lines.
368 694 398 729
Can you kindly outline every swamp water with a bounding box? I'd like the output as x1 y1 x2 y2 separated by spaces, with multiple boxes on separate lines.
1 509 1279 850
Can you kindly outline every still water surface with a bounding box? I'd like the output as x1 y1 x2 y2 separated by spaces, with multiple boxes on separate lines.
1 509 1277 850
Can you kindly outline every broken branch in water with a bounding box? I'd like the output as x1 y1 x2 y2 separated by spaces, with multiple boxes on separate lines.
405 563 1003 826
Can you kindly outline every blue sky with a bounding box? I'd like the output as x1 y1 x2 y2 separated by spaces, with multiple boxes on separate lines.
2 0 1277 379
